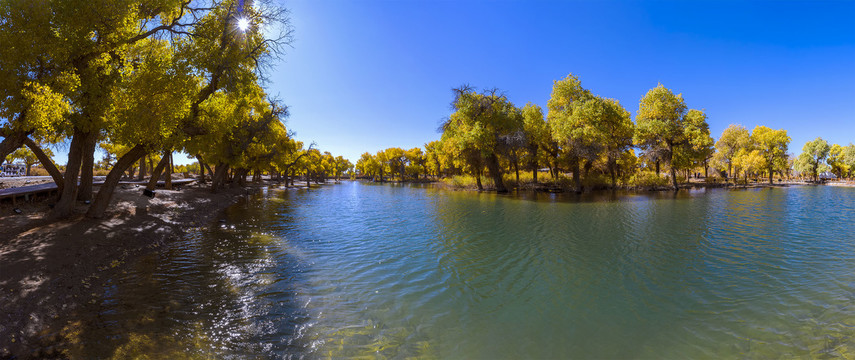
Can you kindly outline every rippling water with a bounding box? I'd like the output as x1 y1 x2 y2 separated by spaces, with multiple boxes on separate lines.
76 182 855 358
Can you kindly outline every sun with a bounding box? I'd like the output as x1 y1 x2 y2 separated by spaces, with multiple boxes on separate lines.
237 17 250 31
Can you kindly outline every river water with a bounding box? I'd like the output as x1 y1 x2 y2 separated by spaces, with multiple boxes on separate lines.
76 182 855 358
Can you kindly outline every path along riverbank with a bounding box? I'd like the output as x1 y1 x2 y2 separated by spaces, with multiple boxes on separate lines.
0 182 286 358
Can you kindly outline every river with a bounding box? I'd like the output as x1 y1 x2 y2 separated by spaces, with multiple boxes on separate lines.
73 182 855 358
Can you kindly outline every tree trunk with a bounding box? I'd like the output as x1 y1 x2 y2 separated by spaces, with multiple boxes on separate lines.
485 153 507 193
609 155 617 189
306 168 310 188
164 153 173 190
571 155 581 192
23 137 64 195
530 146 538 183
475 170 483 191
77 131 97 201
137 156 147 181
146 154 170 191
204 163 214 182
210 163 229 192
667 144 678 190
655 159 660 175
0 130 28 161
196 155 205 183
86 145 147 218
513 160 519 186
237 169 248 187
52 129 86 218
768 164 774 184
669 166 678 190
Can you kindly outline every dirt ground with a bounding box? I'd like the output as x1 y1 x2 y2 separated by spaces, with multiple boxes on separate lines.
0 182 254 358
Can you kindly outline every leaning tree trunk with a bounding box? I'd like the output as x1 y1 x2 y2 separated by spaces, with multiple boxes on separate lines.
203 163 214 183
53 129 86 218
146 154 170 192
164 153 173 190
23 137 64 196
77 131 97 201
87 145 147 218
0 129 28 161
196 155 205 183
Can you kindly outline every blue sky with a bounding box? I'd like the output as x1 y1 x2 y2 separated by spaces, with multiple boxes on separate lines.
262 0 855 164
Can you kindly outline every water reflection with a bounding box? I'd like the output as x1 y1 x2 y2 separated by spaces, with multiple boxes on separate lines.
65 182 855 358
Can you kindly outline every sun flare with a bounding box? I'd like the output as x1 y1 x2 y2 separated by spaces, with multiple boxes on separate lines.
237 18 250 31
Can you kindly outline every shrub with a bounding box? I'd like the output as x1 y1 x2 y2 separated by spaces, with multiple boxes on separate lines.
30 167 49 176
581 173 610 189
442 175 494 190
628 171 670 188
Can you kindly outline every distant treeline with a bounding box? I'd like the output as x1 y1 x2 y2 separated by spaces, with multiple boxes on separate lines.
357 74 855 192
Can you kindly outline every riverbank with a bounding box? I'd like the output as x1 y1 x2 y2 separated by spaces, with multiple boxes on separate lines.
0 183 265 358
431 176 814 193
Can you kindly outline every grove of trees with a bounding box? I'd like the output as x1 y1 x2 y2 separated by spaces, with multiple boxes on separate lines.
0 0 349 218
356 74 854 192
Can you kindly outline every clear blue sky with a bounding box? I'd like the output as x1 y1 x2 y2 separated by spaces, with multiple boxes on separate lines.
264 0 855 165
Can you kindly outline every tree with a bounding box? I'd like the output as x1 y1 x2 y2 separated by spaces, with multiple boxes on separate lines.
799 137 830 182
7 146 53 176
521 103 547 182
750 126 790 184
827 144 847 179
547 74 594 189
843 144 855 179
442 86 523 193
733 149 765 183
634 84 690 190
553 95 633 188
423 140 443 178
714 124 751 180
405 147 425 180
677 110 715 180
384 147 407 181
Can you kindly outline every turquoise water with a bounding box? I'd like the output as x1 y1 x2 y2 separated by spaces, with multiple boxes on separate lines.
80 182 855 358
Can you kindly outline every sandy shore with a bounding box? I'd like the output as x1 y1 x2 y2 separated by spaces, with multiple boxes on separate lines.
0 183 257 358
